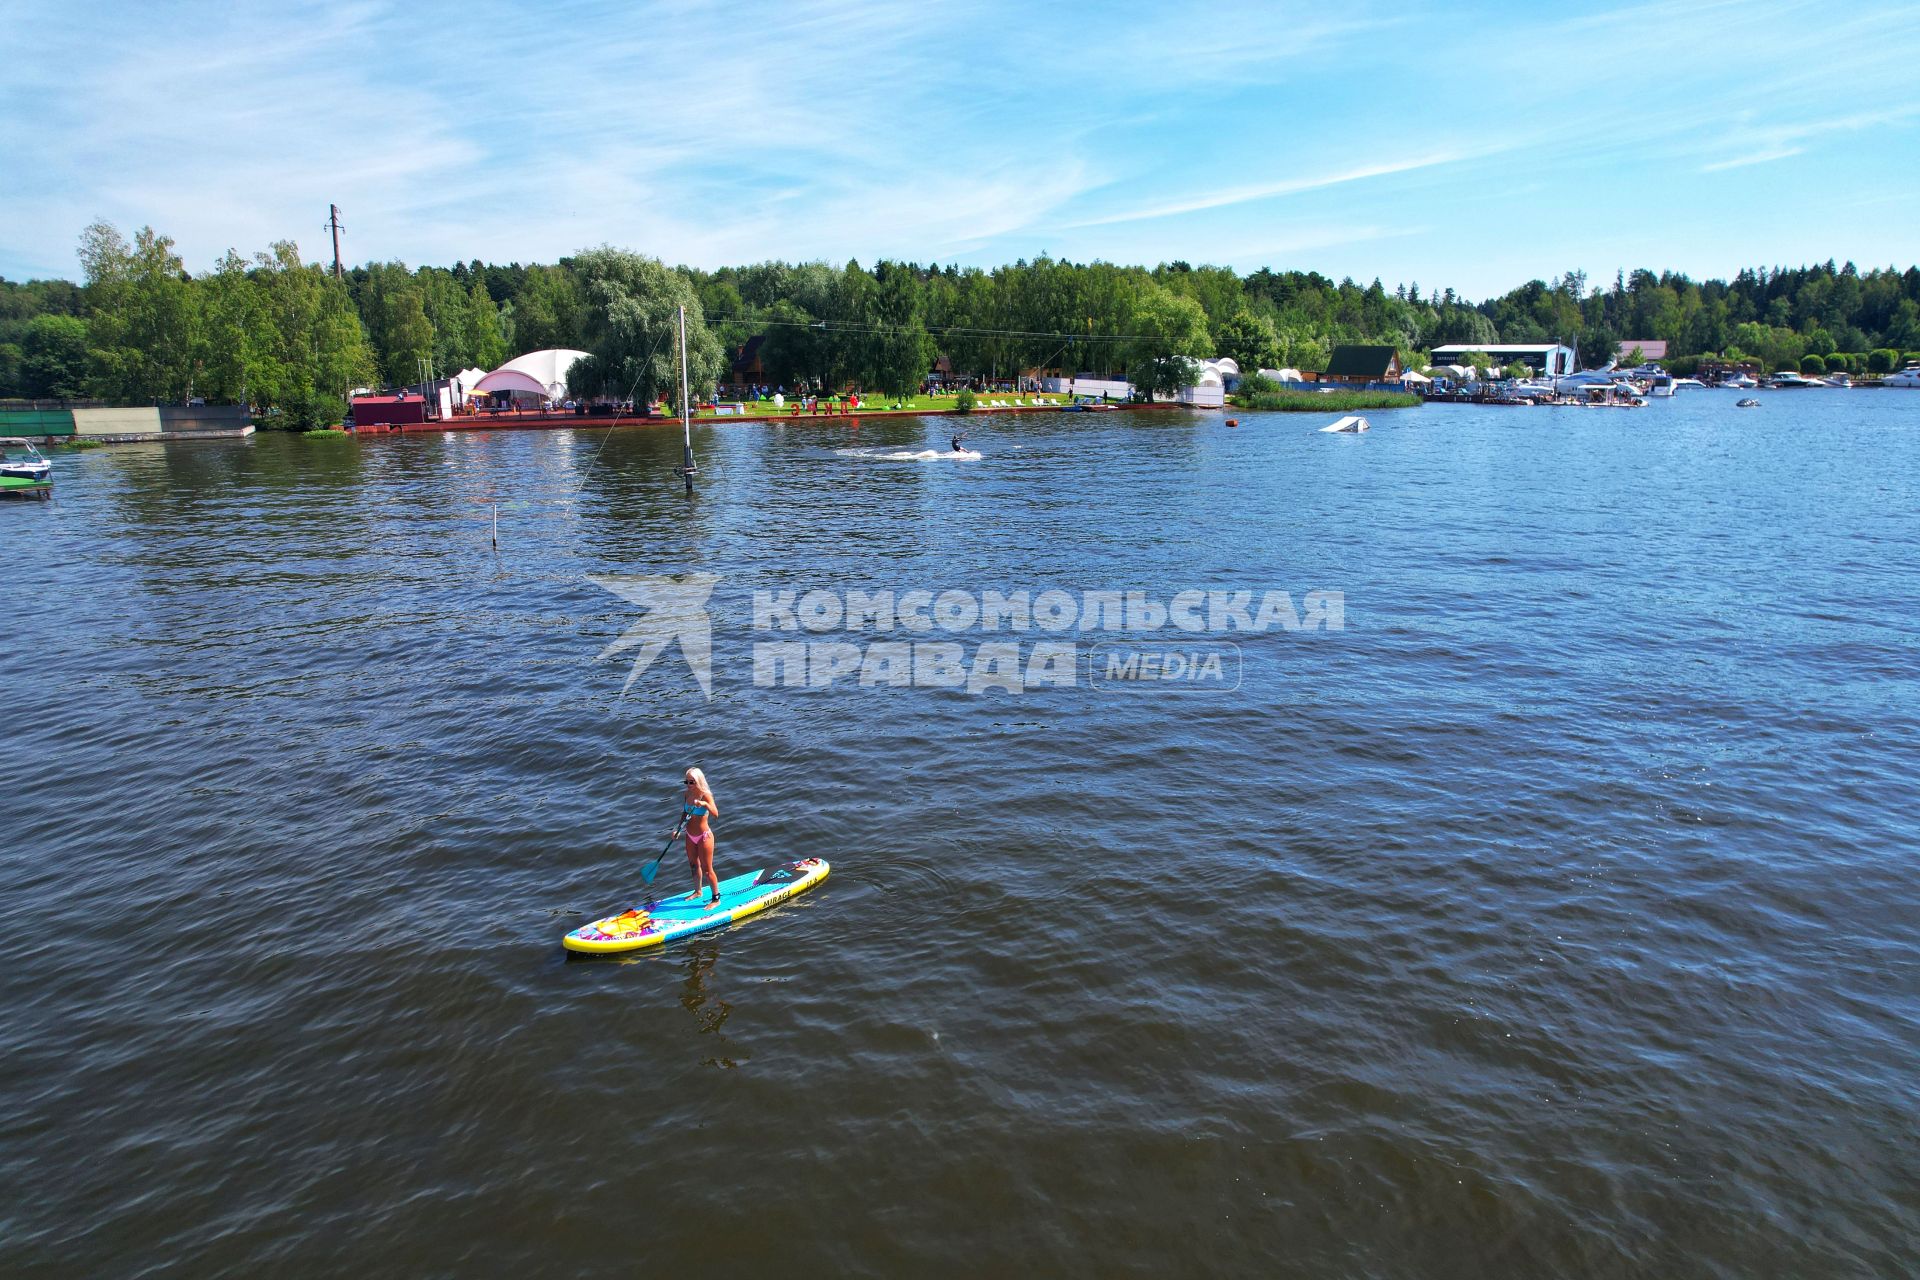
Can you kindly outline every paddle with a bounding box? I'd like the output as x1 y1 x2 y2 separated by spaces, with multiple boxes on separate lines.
640 816 688 887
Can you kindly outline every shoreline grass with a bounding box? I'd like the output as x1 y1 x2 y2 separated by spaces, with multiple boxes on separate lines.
1233 389 1421 412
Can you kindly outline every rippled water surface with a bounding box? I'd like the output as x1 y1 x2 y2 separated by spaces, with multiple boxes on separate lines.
4 393 1919 1277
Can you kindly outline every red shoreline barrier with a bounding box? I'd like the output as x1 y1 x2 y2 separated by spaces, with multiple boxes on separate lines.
347 401 1135 434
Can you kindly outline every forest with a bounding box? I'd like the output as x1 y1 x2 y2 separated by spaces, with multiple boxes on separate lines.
4 218 1919 427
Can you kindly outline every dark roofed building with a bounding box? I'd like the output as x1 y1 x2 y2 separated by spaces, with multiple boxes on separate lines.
730 334 768 386
1322 345 1402 383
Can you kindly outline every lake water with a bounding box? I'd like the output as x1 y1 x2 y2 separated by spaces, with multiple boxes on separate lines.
4 391 1918 1277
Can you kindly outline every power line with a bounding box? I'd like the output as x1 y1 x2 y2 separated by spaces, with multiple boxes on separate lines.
702 311 1169 345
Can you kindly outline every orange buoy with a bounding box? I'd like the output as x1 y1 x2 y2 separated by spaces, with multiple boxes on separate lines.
1226 418 1239 427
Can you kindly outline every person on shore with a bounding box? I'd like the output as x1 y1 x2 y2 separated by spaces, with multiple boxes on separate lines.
679 767 721 905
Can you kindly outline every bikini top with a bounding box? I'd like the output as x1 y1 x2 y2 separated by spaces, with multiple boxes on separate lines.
683 802 709 819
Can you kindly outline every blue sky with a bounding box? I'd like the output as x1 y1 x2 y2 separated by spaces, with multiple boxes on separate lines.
4 0 1916 296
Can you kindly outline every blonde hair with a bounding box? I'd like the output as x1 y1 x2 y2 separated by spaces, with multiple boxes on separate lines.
684 766 711 799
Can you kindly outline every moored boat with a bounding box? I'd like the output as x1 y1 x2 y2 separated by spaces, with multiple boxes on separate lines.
1767 372 1823 389
1 438 53 483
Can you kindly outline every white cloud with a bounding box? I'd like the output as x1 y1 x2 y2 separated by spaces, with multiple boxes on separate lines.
1063 155 1486 229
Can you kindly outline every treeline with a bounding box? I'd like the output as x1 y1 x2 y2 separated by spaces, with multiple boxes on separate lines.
5 218 1920 427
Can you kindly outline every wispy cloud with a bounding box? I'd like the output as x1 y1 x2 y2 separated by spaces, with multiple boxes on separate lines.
1700 108 1920 171
1 0 1916 292
1064 155 1487 229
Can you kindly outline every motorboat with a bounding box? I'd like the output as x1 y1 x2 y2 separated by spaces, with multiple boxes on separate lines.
1884 364 1920 389
1822 372 1852 388
1646 373 1675 397
1671 377 1709 391
0 438 52 483
1551 362 1623 395
1720 372 1759 389
1581 383 1646 407
1737 398 1762 408
1767 372 1823 389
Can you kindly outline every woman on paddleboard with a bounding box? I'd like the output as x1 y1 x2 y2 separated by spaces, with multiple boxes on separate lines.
681 767 721 906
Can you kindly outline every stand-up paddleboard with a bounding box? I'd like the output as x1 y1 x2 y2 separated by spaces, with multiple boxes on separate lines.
563 858 830 954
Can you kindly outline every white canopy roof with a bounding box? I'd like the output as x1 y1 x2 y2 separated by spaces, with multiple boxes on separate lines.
473 348 589 398
451 367 488 397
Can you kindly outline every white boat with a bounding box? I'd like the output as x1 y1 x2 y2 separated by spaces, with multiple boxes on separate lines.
1884 364 1920 389
1319 415 1369 433
0 437 52 483
1552 362 1622 395
1822 372 1852 388
1671 378 1709 390
1767 372 1823 389
1580 383 1646 407
1647 373 1675 397
1720 372 1759 389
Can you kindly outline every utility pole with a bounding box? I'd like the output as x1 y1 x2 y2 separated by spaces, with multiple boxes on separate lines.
324 205 345 279
679 304 696 496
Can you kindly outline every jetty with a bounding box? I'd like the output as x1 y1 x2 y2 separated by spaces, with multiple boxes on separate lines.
0 475 52 501
0 402 256 446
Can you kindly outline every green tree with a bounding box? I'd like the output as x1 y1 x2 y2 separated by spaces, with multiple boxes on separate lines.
510 264 585 354
252 242 377 427
1799 354 1827 375
467 278 507 370
568 247 724 410
382 286 434 386
194 250 271 404
1212 309 1280 372
865 262 934 397
1867 348 1900 374
756 298 828 389
1127 285 1211 398
78 221 197 402
19 313 90 398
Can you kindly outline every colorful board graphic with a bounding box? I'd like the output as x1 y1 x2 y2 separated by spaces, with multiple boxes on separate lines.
563 858 830 954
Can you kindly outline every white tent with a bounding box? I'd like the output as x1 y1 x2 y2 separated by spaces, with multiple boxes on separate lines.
1401 369 1432 385
451 367 488 398
1259 367 1305 384
473 349 590 399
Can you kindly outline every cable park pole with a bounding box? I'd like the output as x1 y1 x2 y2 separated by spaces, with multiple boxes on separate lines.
678 303 696 496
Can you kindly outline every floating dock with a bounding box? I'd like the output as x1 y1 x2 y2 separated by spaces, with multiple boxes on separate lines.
0 475 53 501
